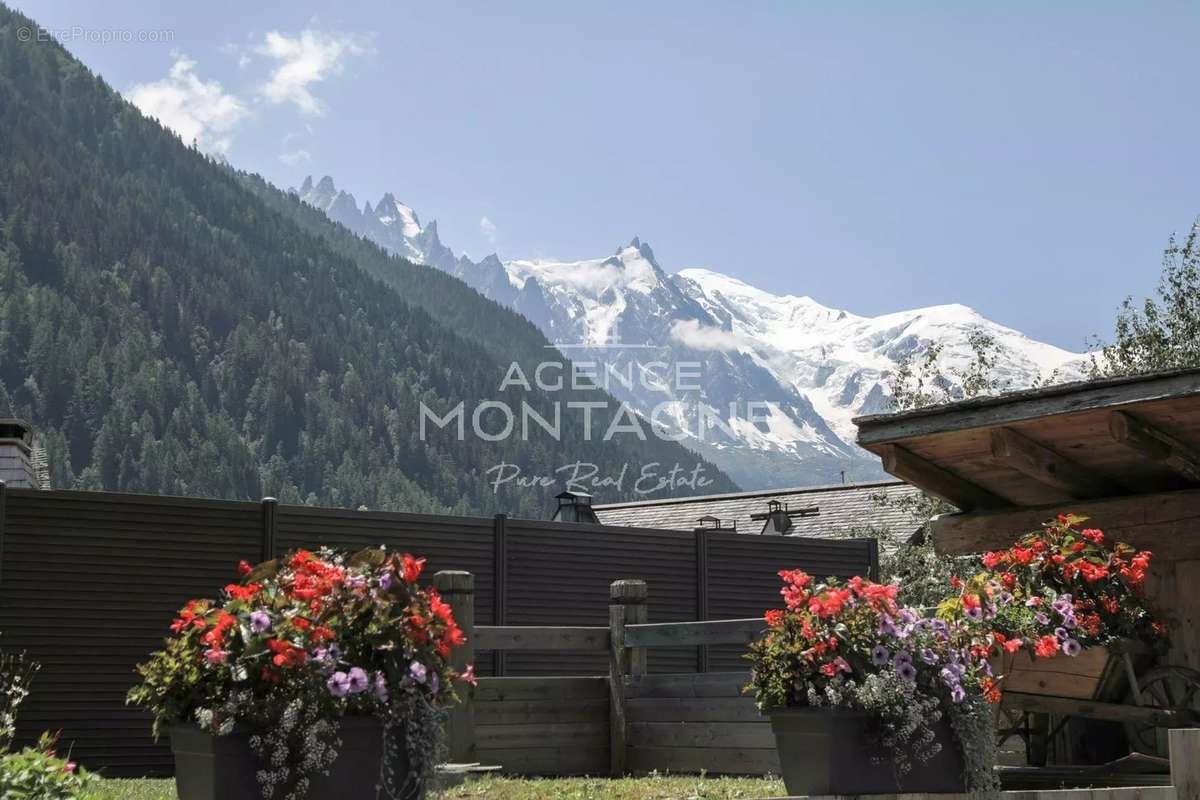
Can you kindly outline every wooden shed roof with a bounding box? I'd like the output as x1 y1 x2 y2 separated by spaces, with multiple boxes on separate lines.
853 367 1200 513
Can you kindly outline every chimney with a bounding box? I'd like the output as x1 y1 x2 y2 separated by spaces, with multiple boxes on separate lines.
759 500 793 536
551 490 600 524
750 500 820 536
0 420 37 489
694 515 735 532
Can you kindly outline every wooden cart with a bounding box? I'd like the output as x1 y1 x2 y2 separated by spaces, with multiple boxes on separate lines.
994 642 1200 765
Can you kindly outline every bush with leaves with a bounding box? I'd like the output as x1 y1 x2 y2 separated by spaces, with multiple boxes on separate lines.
0 732 96 799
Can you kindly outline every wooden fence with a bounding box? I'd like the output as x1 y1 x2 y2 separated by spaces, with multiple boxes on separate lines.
0 485 875 775
435 571 777 776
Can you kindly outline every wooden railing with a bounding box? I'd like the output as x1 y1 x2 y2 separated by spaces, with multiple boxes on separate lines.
433 571 771 776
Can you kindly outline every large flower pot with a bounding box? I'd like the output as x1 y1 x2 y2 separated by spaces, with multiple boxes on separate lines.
768 707 965 796
169 716 413 800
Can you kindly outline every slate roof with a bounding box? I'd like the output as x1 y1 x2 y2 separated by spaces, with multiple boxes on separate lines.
595 479 926 544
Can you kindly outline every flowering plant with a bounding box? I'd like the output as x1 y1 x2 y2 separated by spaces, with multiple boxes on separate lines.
941 514 1165 661
128 547 473 800
749 571 1001 787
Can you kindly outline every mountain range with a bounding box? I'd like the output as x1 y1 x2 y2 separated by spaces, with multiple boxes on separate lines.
0 4 737 517
297 176 1087 489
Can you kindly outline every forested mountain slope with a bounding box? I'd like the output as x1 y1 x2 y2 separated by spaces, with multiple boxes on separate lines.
0 4 736 515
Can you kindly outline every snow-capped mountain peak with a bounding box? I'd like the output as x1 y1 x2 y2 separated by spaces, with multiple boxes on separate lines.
294 174 1087 489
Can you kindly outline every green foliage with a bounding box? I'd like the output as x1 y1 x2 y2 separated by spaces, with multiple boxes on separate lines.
0 733 97 800
888 329 1010 412
1091 218 1200 377
0 650 37 752
0 4 735 517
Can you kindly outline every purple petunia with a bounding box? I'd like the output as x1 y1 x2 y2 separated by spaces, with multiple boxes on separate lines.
950 685 966 703
409 660 427 684
1035 612 1051 625
997 591 1014 606
1063 614 1078 629
1055 627 1069 640
920 648 939 665
327 671 351 697
896 661 918 683
872 645 890 666
378 571 393 592
249 610 271 634
1062 638 1082 657
346 667 369 694
966 606 984 621
894 650 913 665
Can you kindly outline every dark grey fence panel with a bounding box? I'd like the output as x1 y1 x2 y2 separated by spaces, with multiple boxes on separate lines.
0 489 263 777
705 533 877 672
502 520 699 676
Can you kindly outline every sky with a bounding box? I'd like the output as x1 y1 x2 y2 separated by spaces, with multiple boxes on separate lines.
12 1 1199 352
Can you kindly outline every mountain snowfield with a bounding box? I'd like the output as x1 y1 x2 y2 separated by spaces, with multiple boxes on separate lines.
295 176 1087 489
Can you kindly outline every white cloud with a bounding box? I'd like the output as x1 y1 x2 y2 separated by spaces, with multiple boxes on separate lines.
255 29 368 115
479 216 498 243
669 319 753 352
127 55 248 153
279 148 312 165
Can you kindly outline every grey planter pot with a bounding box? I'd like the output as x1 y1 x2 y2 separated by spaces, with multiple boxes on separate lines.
169 716 413 800
768 707 965 796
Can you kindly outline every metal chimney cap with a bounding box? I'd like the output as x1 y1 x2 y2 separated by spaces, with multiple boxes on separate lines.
0 419 32 446
555 490 593 504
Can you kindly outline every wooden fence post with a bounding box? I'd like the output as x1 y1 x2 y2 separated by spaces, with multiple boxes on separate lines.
260 496 277 563
609 579 647 777
1170 728 1200 800
435 570 476 764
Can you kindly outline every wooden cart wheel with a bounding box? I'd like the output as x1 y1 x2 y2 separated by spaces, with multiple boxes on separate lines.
1124 665 1200 757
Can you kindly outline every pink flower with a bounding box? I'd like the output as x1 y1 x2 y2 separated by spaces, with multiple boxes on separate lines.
458 664 478 686
205 649 229 665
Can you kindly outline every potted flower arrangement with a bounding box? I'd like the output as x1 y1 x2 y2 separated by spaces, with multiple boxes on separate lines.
942 514 1165 700
128 547 474 800
748 570 1002 796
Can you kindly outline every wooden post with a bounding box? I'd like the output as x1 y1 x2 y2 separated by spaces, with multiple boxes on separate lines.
1169 728 1200 800
435 570 476 764
260 496 277 563
493 513 507 677
609 579 647 777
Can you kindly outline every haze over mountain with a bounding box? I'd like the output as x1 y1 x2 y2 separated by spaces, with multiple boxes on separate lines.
0 4 737 516
297 176 1087 489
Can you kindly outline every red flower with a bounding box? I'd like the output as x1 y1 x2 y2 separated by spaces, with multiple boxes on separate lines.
1034 635 1059 658
402 554 426 584
224 583 261 602
310 625 335 644
1003 637 1023 653
764 609 785 627
1012 547 1034 565
982 677 1002 704
982 551 1007 569
267 639 306 668
961 593 982 610
1081 528 1105 545
820 661 838 677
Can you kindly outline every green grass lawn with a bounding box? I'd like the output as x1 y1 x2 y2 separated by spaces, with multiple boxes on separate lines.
87 774 788 799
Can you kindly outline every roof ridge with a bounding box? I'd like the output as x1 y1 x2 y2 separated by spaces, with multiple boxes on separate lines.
593 479 911 510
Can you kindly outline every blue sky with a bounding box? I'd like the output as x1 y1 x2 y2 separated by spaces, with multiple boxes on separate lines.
13 1 1199 351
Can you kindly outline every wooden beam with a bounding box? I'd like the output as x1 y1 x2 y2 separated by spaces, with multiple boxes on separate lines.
624 618 766 649
1110 410 1200 483
855 368 1200 446
878 443 1009 511
989 427 1122 498
474 625 609 652
1000 691 1194 727
930 487 1200 558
